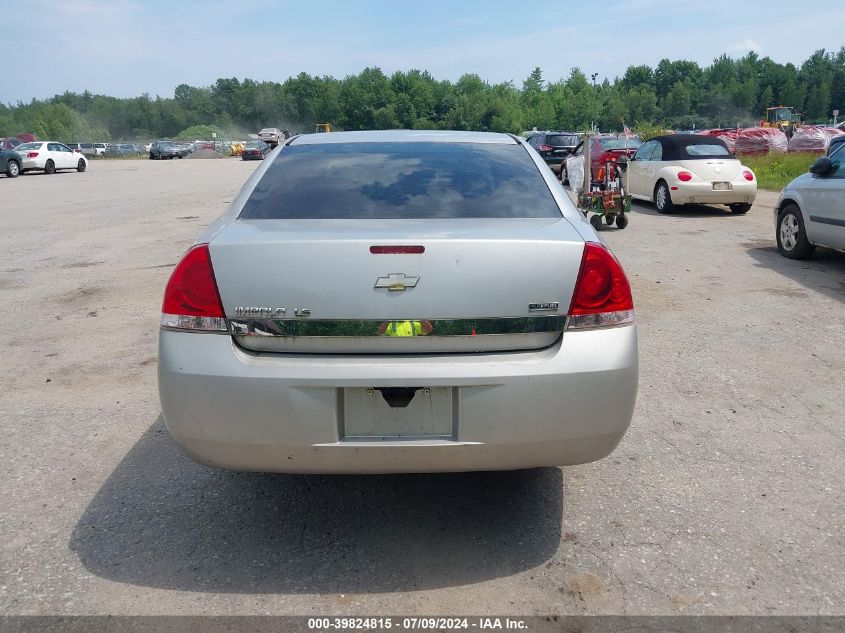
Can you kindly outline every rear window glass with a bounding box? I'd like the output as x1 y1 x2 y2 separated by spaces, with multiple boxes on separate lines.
599 137 642 150
684 143 731 157
15 143 40 151
547 135 578 146
239 142 561 219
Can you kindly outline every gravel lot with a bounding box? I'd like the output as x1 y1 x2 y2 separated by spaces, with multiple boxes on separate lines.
1 159 843 616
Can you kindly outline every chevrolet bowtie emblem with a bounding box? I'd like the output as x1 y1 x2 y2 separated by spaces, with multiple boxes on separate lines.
375 273 420 291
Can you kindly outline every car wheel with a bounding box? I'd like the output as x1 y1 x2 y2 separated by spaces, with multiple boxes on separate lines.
77 159 86 173
730 203 752 214
654 181 674 214
149 152 155 160
6 159 20 178
44 160 56 175
177 155 183 159
776 204 815 260
589 214 602 230
616 214 629 229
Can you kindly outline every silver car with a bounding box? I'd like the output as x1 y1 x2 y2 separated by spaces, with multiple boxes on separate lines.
158 130 638 473
775 146 845 259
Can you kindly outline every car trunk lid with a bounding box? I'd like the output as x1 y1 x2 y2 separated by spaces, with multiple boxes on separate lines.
210 218 584 354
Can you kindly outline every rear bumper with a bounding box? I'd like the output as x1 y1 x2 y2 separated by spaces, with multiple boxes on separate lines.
158 325 638 473
670 181 757 205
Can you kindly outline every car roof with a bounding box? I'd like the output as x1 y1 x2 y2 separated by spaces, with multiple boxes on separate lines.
652 134 731 160
290 130 517 145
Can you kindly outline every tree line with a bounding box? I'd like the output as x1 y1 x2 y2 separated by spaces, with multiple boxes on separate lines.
1 48 843 142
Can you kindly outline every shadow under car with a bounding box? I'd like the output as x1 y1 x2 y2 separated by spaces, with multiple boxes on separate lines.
70 417 564 594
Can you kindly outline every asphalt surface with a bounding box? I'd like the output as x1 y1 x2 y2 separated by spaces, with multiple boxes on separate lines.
0 159 843 616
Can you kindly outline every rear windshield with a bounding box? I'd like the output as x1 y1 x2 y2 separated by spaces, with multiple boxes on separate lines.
239 142 561 219
547 134 578 146
599 137 642 150
684 143 732 157
15 143 40 151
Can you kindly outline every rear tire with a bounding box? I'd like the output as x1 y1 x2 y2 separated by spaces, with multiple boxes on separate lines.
149 152 155 160
616 214 629 229
654 181 673 214
6 159 20 178
77 159 86 173
730 203 752 214
589 214 602 230
45 160 55 175
776 204 814 260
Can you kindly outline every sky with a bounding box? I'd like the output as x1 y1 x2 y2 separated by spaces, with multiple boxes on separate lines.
3 0 844 103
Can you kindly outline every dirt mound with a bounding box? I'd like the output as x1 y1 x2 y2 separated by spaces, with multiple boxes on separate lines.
187 149 225 159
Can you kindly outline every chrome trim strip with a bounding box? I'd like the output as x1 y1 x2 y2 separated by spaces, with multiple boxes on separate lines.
228 316 567 337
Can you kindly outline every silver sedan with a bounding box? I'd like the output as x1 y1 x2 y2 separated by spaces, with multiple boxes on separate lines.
158 130 638 473
775 147 845 259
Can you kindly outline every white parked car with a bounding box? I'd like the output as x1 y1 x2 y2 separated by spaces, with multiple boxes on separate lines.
15 142 88 174
625 134 757 214
257 128 283 146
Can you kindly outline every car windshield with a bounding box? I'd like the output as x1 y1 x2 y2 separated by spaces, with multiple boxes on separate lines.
15 143 40 151
239 141 561 220
547 134 578 146
599 137 642 150
159 141 175 147
244 142 262 148
829 143 844 160
684 143 732 157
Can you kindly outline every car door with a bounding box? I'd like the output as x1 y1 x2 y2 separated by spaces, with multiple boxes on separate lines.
627 140 657 197
56 143 75 168
46 143 65 168
565 142 585 191
802 157 845 249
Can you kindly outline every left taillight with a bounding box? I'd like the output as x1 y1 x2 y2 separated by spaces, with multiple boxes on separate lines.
537 144 553 152
160 244 227 332
677 171 693 182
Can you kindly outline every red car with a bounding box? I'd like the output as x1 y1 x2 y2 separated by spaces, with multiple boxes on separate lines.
561 134 642 185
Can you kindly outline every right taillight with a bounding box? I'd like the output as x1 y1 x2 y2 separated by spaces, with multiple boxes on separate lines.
568 242 634 330
742 170 754 181
160 244 227 332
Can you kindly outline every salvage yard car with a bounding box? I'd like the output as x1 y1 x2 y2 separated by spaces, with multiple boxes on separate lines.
158 130 639 474
149 140 188 160
14 142 87 174
241 139 271 160
626 134 756 214
1 147 22 177
562 134 642 188
257 127 283 147
775 151 845 259
527 130 580 172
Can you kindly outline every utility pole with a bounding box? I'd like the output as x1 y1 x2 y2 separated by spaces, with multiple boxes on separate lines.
591 73 599 134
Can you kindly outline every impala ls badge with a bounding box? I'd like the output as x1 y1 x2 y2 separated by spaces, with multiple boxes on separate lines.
375 273 420 291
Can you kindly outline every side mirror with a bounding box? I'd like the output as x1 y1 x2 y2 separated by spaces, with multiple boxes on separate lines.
809 156 833 176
